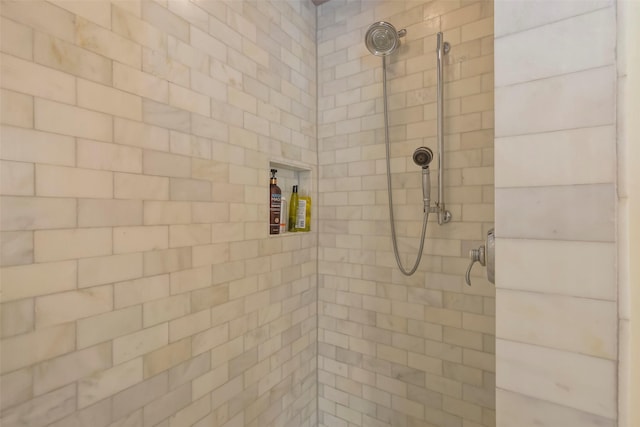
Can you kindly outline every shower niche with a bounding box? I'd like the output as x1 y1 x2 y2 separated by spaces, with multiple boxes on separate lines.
268 159 312 235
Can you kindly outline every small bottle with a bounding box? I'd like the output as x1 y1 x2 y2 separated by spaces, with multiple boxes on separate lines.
269 169 281 235
296 195 311 232
279 196 287 234
288 185 299 232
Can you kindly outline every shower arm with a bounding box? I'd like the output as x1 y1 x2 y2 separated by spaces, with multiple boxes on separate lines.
434 32 452 224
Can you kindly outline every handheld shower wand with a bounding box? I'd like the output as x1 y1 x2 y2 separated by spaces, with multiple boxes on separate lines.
413 147 433 212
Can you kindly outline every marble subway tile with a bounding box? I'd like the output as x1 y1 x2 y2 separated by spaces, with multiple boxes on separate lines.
34 342 112 396
75 17 141 68
1 323 76 374
77 306 142 349
0 160 34 196
78 253 143 288
0 89 33 128
35 98 113 142
34 227 112 262
35 285 113 328
494 0 613 37
1 53 75 104
496 289 617 359
495 126 615 188
495 8 615 87
1 17 33 60
34 32 112 85
495 184 615 242
78 358 143 408
496 238 616 300
495 66 615 137
0 383 75 427
0 367 33 411
1 299 34 338
0 196 76 231
496 339 616 418
78 199 143 227
496 389 615 427
0 126 75 166
77 79 142 121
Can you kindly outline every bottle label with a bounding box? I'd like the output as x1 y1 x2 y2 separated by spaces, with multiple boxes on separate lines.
296 199 306 229
270 193 281 234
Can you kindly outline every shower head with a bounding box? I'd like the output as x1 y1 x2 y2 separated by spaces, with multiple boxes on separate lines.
365 21 406 57
413 147 434 168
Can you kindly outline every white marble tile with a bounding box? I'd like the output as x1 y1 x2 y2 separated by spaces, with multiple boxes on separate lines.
497 389 615 427
494 0 612 37
495 126 615 188
496 289 616 359
496 238 616 300
496 339 616 419
495 66 615 137
495 8 615 87
495 184 615 242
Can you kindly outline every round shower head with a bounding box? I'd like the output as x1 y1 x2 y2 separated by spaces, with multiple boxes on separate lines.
413 147 434 168
365 21 405 56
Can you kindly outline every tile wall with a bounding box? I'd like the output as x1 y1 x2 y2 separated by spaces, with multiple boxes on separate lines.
0 1 318 426
316 1 495 426
494 1 620 426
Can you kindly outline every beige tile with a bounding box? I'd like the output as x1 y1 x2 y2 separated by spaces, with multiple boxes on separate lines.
36 164 112 198
78 253 143 288
114 118 170 152
114 274 170 309
111 373 167 422
34 32 112 85
77 306 142 349
35 98 113 142
1 52 75 104
34 342 112 395
113 226 168 254
496 339 616 418
113 62 168 104
143 150 191 178
169 83 210 116
0 230 33 267
75 17 141 68
49 0 111 28
169 178 212 201
1 196 75 231
143 247 191 276
495 126 615 188
78 199 143 227
169 224 211 248
78 358 143 408
169 265 212 295
495 66 614 137
496 289 616 360
1 17 33 60
142 100 190 133
143 294 190 327
494 0 612 37
1 323 75 374
1 1 76 42
169 309 211 342
35 285 113 328
143 383 191 427
143 337 191 378
0 126 75 166
0 259 76 302
34 227 112 262
78 79 142 121
112 4 166 51
496 389 616 427
114 173 170 200
0 384 76 427
144 201 191 225
495 9 614 87
496 184 615 242
1 298 34 338
0 160 34 196
141 0 190 42
113 323 168 365
48 398 112 427
0 89 33 128
0 367 33 411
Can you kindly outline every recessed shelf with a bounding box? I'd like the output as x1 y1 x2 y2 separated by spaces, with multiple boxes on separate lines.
269 159 312 236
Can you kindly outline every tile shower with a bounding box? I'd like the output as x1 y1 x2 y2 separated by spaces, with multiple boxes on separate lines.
1 0 635 427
